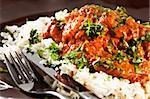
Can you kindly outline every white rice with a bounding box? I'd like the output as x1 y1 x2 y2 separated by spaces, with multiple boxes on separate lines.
0 9 150 99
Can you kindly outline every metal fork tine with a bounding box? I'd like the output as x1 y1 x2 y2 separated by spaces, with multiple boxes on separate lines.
9 52 27 83
20 51 38 81
14 51 33 81
3 54 21 84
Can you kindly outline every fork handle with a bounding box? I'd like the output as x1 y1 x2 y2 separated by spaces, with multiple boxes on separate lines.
79 91 99 99
30 91 66 99
0 80 13 91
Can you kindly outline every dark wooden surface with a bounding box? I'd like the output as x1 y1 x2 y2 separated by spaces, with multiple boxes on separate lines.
0 0 149 24
0 0 149 98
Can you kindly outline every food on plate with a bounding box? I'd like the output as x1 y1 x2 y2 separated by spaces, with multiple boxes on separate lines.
0 5 150 99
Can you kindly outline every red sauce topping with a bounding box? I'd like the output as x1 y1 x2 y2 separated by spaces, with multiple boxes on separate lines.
41 5 150 85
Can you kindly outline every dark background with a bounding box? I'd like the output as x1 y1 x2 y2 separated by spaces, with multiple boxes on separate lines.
0 0 149 24
0 0 149 98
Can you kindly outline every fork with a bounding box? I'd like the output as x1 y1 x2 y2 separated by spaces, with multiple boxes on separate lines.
3 51 66 99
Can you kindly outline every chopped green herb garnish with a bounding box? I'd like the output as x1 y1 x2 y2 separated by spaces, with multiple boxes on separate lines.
107 45 112 49
112 26 117 28
56 21 66 30
94 14 98 20
47 43 61 60
106 45 112 53
118 38 129 49
82 20 104 39
65 46 89 69
107 75 111 80
37 43 61 61
47 61 52 66
102 7 112 13
110 30 116 35
95 61 104 66
68 51 77 59
111 39 118 49
26 45 34 54
105 58 112 64
118 75 124 80
29 29 40 44
142 22 150 26
116 6 127 17
3 28 15 40
132 57 143 64
123 55 127 61
131 46 136 52
117 67 123 71
82 54 88 63
145 32 150 42
76 54 88 69
115 7 128 26
118 17 127 26
110 65 115 69
50 53 61 60
37 50 44 57
116 51 124 60
123 40 129 48
49 43 61 53
134 64 141 74
67 46 82 59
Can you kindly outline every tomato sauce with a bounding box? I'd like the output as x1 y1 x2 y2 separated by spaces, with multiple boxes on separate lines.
41 5 150 85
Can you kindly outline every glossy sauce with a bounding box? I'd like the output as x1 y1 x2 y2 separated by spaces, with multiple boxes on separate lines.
41 5 150 85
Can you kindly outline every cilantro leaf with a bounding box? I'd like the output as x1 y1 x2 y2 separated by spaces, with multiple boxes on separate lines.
145 32 150 42
49 43 61 53
134 64 142 74
50 53 61 60
29 29 40 44
94 14 98 20
82 20 104 39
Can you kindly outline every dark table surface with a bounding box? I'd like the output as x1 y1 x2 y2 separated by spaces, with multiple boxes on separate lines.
0 0 149 98
0 0 149 24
